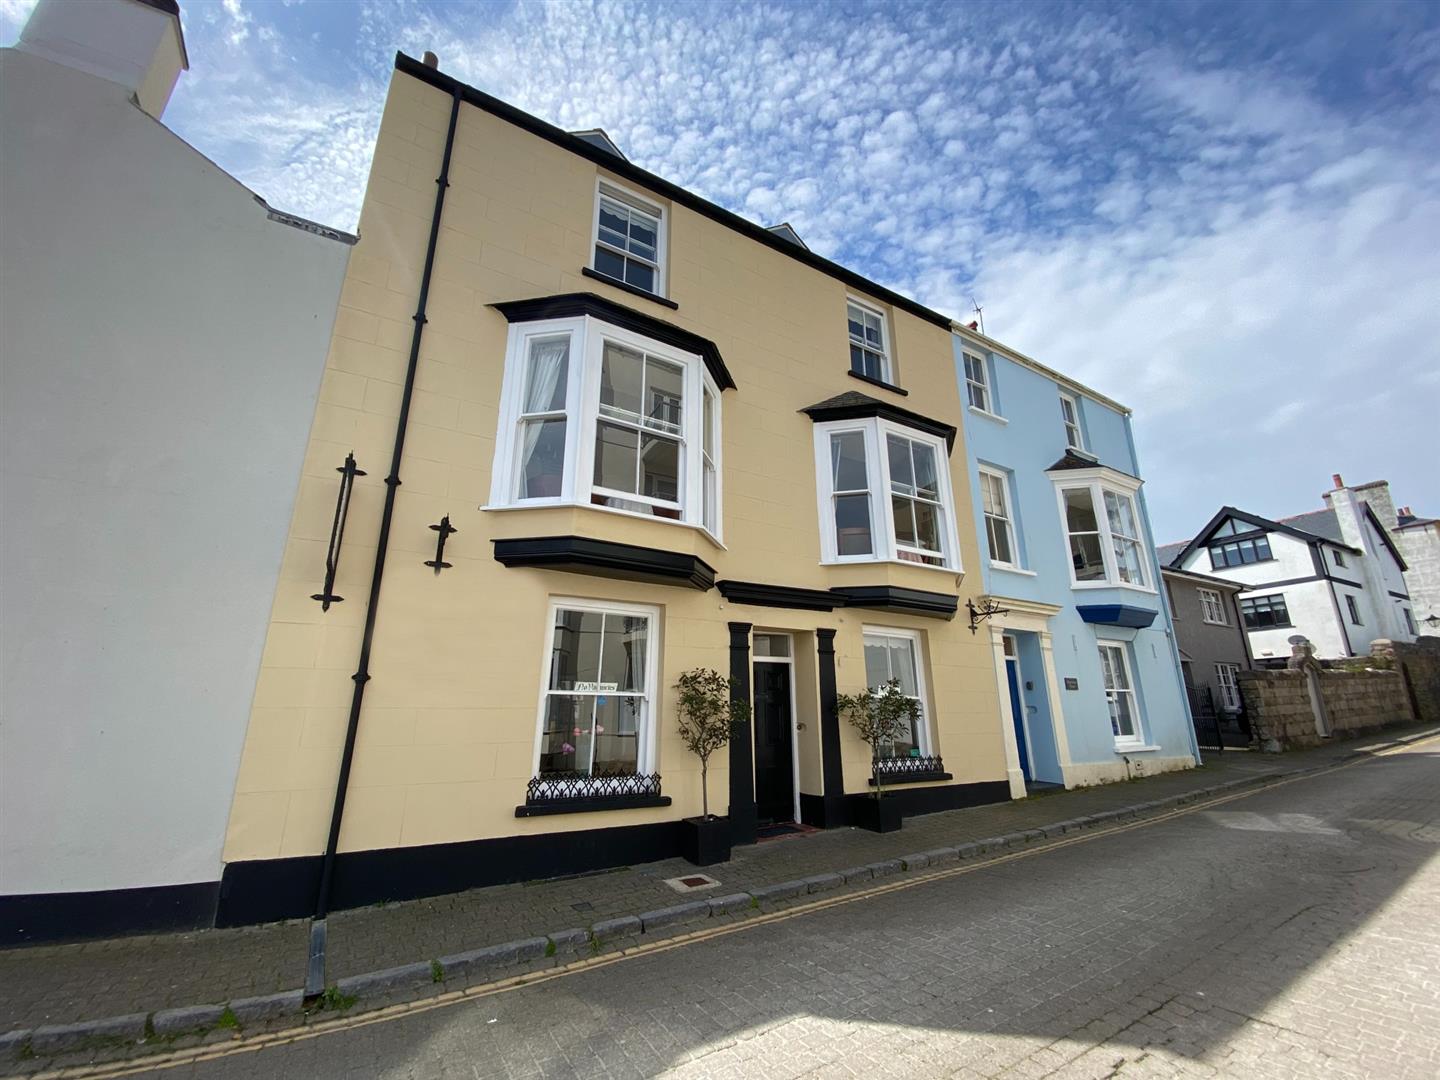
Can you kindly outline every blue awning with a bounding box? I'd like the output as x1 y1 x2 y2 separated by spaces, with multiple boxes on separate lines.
1076 604 1157 628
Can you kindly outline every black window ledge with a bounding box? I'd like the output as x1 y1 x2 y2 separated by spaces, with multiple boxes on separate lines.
868 771 953 786
847 369 909 397
581 267 679 310
515 794 673 817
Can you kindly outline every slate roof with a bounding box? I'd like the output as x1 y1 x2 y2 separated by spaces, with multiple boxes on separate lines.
1156 541 1188 567
1044 449 1141 482
1397 511 1439 530
1276 508 1344 544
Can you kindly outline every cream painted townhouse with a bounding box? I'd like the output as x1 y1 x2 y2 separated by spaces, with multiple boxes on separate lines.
212 51 1018 936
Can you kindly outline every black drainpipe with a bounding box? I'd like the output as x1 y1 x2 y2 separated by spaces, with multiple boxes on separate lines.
305 85 462 999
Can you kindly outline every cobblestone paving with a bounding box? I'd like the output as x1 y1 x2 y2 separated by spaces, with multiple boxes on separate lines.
119 738 1440 1079
0 728 1431 1034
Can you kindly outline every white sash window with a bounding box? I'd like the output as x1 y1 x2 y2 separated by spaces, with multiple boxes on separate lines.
812 418 960 571
489 316 723 539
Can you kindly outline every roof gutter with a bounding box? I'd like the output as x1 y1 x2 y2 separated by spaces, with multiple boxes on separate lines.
392 52 953 332
304 83 463 1000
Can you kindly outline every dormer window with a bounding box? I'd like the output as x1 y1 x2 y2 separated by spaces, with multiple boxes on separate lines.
592 183 664 296
847 300 890 382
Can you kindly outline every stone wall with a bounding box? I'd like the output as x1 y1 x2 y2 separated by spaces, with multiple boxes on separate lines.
1370 637 1440 724
1238 665 1415 752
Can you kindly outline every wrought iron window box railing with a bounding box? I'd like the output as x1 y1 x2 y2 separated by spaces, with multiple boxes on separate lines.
514 771 672 818
867 755 952 786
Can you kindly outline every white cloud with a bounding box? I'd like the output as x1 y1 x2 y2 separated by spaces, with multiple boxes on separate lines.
3 0 1436 534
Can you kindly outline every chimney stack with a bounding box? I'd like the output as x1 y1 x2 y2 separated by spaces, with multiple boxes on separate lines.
1332 473 1345 489
17 0 188 120
423 51 439 68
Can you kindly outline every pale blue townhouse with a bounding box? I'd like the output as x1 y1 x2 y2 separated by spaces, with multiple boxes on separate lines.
953 324 1197 790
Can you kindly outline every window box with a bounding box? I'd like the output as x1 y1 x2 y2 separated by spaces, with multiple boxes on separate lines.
867 754 951 786
516 771 670 817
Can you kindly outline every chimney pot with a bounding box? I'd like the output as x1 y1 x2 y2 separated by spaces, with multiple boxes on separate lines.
1332 473 1344 489
423 51 439 68
967 320 978 330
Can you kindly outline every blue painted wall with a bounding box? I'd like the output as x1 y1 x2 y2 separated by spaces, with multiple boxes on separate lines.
954 337 1196 781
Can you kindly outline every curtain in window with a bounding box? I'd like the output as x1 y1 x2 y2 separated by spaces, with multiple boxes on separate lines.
518 337 569 498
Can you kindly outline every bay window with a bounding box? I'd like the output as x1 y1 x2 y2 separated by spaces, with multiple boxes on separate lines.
813 418 960 570
489 316 723 538
535 599 658 792
1053 472 1152 590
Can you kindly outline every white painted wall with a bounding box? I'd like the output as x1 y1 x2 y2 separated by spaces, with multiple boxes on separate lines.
0 46 350 895
1242 581 1346 662
1176 528 1315 586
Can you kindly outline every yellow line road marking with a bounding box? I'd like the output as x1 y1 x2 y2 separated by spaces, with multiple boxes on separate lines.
31 733 1439 1079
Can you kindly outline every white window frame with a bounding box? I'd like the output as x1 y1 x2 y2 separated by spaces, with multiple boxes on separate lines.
1051 470 1154 593
963 350 993 415
1059 391 1085 451
1098 639 1144 748
590 179 667 298
531 596 662 791
1215 662 1242 712
812 417 962 572
1198 588 1227 625
978 465 1020 569
860 626 933 758
846 298 891 383
487 315 723 540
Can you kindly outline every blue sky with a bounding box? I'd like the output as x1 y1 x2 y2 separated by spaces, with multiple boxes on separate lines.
4 0 1437 542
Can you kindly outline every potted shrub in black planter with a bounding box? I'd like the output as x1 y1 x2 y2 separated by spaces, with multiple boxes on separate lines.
675 668 749 865
837 678 920 834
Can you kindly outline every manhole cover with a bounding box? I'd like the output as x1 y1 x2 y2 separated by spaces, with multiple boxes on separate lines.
663 873 721 894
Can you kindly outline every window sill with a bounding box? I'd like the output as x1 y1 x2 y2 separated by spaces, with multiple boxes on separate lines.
1201 619 1229 627
868 771 952 787
847 370 908 397
581 266 679 310
515 794 673 817
991 563 1037 577
1064 447 1097 461
1114 743 1161 754
1070 580 1158 595
968 406 1008 425
481 499 727 551
821 557 961 577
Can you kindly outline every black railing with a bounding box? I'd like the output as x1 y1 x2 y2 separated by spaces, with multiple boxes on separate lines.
311 452 364 611
526 771 663 803
873 754 946 778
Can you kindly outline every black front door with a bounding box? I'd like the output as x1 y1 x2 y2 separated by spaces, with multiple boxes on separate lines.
752 661 794 825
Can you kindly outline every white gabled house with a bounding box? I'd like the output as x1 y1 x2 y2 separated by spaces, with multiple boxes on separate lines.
1159 475 1416 666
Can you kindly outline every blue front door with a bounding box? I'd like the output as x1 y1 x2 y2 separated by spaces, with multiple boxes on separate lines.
1005 655 1032 782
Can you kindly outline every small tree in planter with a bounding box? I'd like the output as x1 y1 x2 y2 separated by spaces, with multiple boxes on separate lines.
675 668 750 864
836 678 920 832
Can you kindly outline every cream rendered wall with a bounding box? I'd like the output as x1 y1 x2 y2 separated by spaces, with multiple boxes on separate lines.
223 69 1004 863
0 49 350 895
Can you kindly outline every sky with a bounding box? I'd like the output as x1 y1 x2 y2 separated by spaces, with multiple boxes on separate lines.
3 0 1437 543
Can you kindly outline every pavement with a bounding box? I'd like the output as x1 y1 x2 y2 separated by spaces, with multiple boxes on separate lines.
3 726 1437 1077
